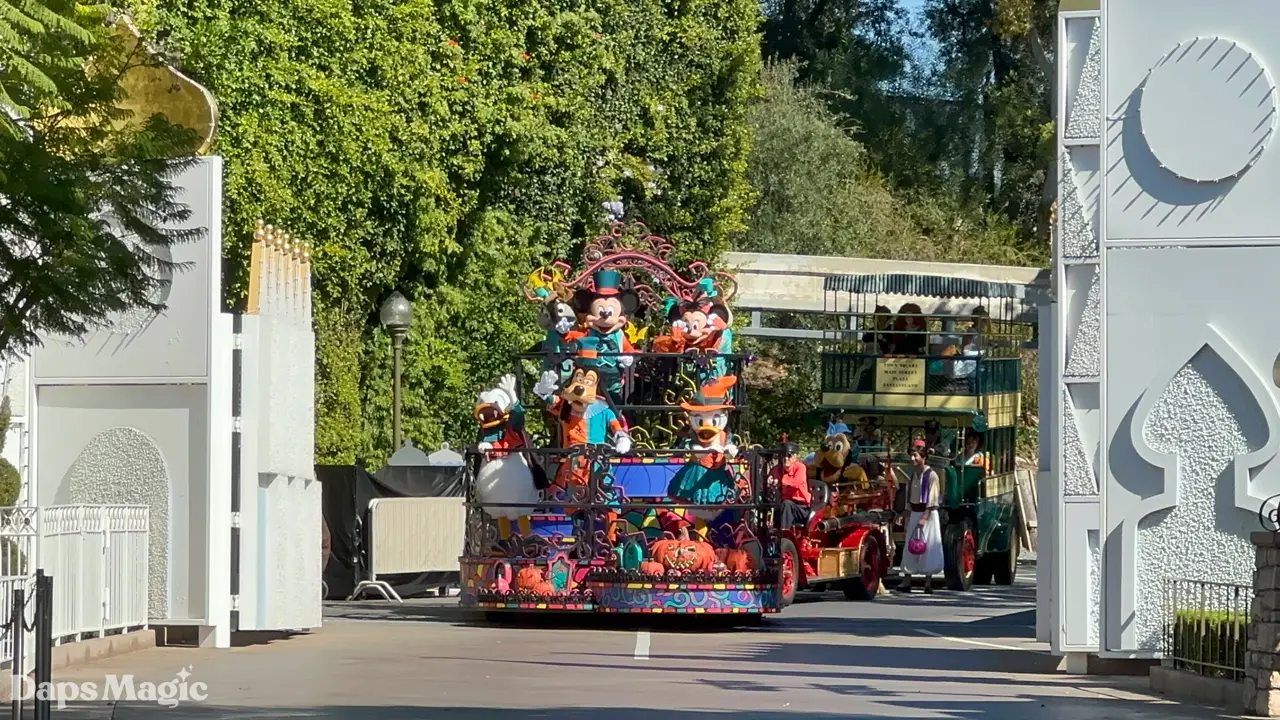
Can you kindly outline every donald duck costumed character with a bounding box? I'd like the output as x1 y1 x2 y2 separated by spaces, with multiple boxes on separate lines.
473 374 544 539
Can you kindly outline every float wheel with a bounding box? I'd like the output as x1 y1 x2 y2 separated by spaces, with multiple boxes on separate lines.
780 538 799 607
842 534 881 602
944 518 977 592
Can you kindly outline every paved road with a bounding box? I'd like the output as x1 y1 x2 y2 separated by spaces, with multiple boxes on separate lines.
25 564 1237 719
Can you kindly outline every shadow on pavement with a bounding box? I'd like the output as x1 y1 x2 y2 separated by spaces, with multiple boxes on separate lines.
325 602 769 633
456 642 1062 676
46 698 1237 719
324 600 1038 641
769 610 1036 638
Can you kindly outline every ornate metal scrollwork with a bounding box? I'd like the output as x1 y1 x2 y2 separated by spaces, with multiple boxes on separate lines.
1259 493 1280 532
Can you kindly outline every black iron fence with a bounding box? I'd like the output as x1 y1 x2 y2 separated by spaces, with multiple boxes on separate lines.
7 570 53 720
1163 577 1250 681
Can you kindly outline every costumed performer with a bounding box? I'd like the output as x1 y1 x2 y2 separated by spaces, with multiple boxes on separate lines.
532 338 632 541
530 283 579 385
473 374 545 539
569 269 642 405
898 439 944 594
652 278 734 383
661 375 746 544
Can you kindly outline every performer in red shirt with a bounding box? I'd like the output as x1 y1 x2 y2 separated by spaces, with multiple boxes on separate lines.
772 435 813 530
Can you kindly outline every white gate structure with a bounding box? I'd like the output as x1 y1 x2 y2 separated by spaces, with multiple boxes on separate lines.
0 504 150 670
26 157 322 650
1044 0 1280 667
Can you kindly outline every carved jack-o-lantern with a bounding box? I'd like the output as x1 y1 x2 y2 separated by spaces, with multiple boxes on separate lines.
716 547 755 573
516 565 546 592
639 560 666 576
650 528 715 573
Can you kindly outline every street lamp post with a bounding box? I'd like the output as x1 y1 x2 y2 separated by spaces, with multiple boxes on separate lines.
379 291 414 451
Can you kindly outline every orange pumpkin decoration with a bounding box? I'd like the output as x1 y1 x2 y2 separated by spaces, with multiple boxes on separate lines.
716 547 754 573
516 565 546 592
531 580 555 595
650 528 715 573
639 560 666 576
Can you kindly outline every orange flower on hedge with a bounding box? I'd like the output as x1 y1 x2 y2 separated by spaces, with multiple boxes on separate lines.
458 76 468 84
447 39 460 47
521 52 531 61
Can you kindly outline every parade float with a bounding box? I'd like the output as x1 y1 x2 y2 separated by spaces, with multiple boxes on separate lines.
458 222 785 615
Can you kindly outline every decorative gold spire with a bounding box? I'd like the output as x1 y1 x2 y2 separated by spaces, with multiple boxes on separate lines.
246 220 312 320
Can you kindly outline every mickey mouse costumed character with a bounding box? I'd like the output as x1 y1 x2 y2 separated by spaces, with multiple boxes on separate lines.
570 269 642 405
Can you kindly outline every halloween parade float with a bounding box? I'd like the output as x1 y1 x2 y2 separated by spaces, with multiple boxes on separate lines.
459 222 786 616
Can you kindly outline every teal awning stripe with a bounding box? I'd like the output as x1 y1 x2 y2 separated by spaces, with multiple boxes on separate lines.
822 273 1026 299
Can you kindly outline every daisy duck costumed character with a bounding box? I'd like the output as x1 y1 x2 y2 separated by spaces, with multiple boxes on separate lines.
474 374 545 539
570 269 642 404
662 376 746 544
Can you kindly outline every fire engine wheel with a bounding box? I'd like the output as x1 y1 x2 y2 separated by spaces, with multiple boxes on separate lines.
780 538 799 607
841 534 882 602
944 518 977 592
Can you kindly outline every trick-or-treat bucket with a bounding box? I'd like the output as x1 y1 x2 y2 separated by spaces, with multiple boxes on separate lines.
907 529 928 556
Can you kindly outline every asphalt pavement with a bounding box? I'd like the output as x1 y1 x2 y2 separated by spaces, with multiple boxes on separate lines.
13 562 1241 719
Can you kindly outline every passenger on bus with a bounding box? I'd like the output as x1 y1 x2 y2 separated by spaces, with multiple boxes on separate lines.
773 438 812 530
855 416 884 449
959 433 993 474
861 305 894 354
892 303 927 355
923 420 951 458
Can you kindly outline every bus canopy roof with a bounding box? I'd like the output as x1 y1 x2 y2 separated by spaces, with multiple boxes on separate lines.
823 273 1027 300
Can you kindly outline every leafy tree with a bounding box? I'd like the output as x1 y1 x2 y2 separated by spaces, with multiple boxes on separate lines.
0 396 18 506
135 0 760 463
918 0 1055 242
738 62 1036 448
760 0 920 183
0 0 201 358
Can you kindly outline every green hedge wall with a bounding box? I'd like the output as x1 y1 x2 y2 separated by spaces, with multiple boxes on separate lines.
133 0 760 464
1170 609 1247 679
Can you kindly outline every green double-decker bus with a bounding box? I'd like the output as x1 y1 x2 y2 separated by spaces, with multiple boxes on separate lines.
817 272 1026 591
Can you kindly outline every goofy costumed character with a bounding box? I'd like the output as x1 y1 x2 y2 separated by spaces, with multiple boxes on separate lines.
652 278 734 383
661 375 746 546
569 269 642 405
532 338 632 541
474 374 546 539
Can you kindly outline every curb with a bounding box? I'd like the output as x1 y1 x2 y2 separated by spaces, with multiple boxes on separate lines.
1150 665 1247 715
0 629 157 701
